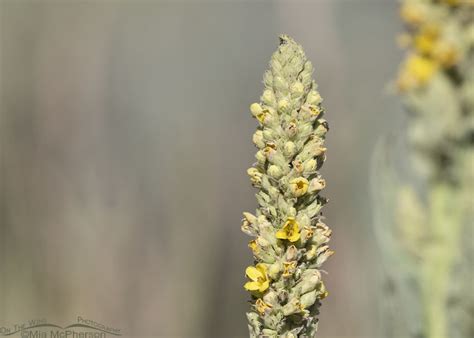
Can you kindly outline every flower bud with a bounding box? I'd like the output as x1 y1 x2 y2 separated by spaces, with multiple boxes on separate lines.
314 124 328 138
259 109 274 126
262 129 274 141
291 82 304 96
305 200 323 218
300 290 317 309
255 150 266 164
268 261 282 280
243 211 257 224
306 90 322 105
262 89 276 106
282 298 302 316
255 298 273 315
286 122 298 138
246 312 260 330
304 159 317 172
247 168 263 186
256 251 277 264
268 165 283 179
250 103 262 117
298 123 313 137
263 290 279 307
286 245 298 261
301 103 320 117
259 222 277 245
278 289 289 304
267 186 280 200
300 69 312 85
252 130 265 148
315 146 327 156
241 216 258 236
263 70 273 86
296 213 311 228
277 99 290 114
274 76 287 92
305 245 317 260
292 160 304 174
267 151 288 169
262 328 278 336
316 245 334 266
263 143 277 159
270 59 282 72
313 223 332 246
257 236 270 247
287 207 297 218
298 269 321 294
308 178 326 193
284 141 296 157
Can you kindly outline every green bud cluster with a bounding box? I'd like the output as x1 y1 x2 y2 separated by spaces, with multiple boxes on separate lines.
241 35 332 337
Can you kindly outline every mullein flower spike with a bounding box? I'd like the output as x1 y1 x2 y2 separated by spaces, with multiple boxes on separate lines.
241 35 332 337
395 0 474 187
377 1 474 338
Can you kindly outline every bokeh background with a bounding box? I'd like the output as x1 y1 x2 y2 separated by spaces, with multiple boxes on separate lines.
0 1 404 337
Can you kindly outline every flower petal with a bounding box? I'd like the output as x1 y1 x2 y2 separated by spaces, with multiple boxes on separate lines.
246 266 263 281
276 229 288 239
259 280 270 292
256 263 267 276
288 232 301 243
244 281 261 291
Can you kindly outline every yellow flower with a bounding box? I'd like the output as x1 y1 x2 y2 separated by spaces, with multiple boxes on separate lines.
263 142 277 158
433 42 459 67
256 109 270 124
248 240 259 254
255 298 273 314
407 55 438 83
289 177 309 197
282 261 297 277
247 167 263 186
397 55 438 91
414 33 436 55
400 3 426 26
319 282 329 299
276 217 301 242
308 105 320 116
414 25 439 56
303 226 314 240
244 263 270 292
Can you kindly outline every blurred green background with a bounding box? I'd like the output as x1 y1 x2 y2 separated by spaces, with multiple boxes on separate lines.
0 0 404 337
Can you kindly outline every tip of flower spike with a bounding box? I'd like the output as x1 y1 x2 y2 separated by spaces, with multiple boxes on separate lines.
279 34 295 46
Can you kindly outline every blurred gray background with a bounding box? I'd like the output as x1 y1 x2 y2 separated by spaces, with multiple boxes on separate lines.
0 0 403 337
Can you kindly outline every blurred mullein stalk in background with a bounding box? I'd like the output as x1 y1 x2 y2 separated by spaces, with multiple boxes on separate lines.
241 35 332 337
375 1 473 338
